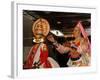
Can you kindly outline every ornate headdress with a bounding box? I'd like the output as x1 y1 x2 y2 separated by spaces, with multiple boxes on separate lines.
32 18 50 43
75 21 91 54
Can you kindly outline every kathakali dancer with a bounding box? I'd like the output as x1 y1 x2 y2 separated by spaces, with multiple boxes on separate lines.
47 21 91 67
67 21 91 67
23 18 59 69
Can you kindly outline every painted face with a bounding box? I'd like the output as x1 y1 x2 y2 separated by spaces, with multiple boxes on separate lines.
32 18 50 43
34 22 43 35
73 27 81 38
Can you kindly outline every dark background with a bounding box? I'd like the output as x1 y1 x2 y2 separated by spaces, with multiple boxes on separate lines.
23 10 91 67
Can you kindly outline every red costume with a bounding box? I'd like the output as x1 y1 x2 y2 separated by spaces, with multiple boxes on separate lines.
24 43 59 69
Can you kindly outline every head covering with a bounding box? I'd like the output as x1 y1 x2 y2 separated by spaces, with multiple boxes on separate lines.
32 18 50 43
75 21 91 54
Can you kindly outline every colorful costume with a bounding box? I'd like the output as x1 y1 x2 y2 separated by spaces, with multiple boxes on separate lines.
23 18 59 69
23 43 59 69
67 21 91 67
54 21 91 67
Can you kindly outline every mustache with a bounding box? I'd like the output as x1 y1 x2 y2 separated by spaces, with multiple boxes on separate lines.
36 33 43 35
35 32 44 37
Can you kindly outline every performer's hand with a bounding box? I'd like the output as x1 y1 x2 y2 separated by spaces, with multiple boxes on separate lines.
47 35 56 43
56 44 70 54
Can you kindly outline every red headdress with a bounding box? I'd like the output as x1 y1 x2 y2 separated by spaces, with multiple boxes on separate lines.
75 21 91 54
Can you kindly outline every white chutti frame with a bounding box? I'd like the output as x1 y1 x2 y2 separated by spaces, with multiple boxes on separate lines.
11 1 97 78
